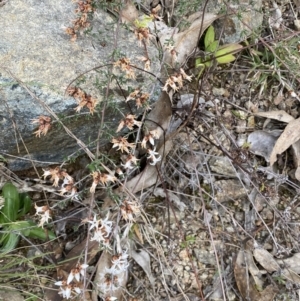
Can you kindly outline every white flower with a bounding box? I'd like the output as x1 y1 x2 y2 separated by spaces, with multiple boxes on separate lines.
89 214 113 248
67 263 89 284
105 297 118 301
35 204 52 228
73 285 82 294
55 281 72 299
99 213 113 235
88 214 99 231
111 250 129 272
121 154 139 170
147 148 161 165
98 269 125 292
59 285 72 299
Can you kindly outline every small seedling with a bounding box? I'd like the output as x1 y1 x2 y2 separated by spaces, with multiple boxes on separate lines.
195 25 242 79
180 235 196 248
0 183 55 253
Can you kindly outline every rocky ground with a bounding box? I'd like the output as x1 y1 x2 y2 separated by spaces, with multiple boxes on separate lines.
1 0 300 301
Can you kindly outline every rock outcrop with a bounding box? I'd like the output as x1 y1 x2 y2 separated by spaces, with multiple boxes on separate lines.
0 0 159 170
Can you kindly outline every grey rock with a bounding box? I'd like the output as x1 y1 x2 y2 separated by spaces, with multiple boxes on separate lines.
209 156 236 177
247 130 280 162
214 179 248 202
0 0 160 170
139 0 263 43
207 0 263 44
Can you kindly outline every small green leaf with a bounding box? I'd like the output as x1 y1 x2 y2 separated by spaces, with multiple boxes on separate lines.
216 53 236 64
0 155 7 163
215 43 242 64
0 183 20 223
134 15 153 28
204 60 212 67
18 193 32 218
28 226 56 241
204 26 215 50
17 220 56 240
195 57 203 67
206 40 218 53
0 232 20 253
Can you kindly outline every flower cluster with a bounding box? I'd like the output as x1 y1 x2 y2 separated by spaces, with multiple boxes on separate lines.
120 199 141 222
99 249 129 294
134 26 150 47
34 204 52 228
111 137 135 153
114 57 136 79
111 136 139 171
42 167 78 199
141 129 160 148
116 114 142 132
163 68 193 95
31 115 52 137
65 0 94 42
126 89 150 109
165 45 178 66
88 214 113 248
90 171 117 193
138 55 151 71
55 263 89 299
67 86 98 114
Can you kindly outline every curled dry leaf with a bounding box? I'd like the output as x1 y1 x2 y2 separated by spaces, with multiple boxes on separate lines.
122 139 173 193
270 117 300 165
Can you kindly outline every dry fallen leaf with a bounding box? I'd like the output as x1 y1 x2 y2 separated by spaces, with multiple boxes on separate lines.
234 250 278 301
291 140 300 181
131 248 155 286
120 0 139 24
153 187 187 211
270 117 300 165
254 110 294 123
253 248 279 273
273 88 284 105
133 223 144 244
122 139 173 193
277 252 300 274
160 13 217 66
